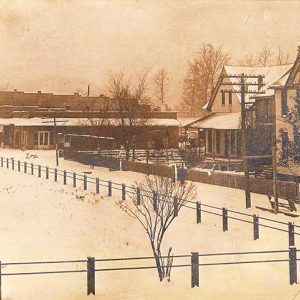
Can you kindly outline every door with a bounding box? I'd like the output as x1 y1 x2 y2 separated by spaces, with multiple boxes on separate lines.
38 131 51 149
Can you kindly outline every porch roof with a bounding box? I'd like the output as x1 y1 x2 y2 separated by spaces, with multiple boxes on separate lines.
190 113 241 130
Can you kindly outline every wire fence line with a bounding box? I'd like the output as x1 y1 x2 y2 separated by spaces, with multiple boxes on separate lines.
0 247 298 298
1 156 300 245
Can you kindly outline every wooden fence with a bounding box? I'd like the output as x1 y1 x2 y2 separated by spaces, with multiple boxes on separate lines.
0 247 298 299
65 151 299 203
186 169 299 203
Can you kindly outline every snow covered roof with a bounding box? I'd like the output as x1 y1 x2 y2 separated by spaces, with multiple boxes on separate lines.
0 117 180 127
224 64 293 102
177 117 202 127
190 113 241 129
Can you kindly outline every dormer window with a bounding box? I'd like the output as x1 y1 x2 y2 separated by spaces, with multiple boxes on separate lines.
221 91 225 106
229 91 232 106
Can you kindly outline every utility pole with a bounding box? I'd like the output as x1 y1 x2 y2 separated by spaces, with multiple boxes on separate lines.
221 73 268 209
272 99 279 214
240 73 251 208
42 116 68 167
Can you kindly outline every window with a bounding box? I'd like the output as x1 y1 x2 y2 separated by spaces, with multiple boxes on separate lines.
216 130 220 154
207 130 212 153
44 132 49 145
50 132 54 145
39 132 43 145
228 91 232 106
34 132 38 146
281 89 287 116
221 91 225 106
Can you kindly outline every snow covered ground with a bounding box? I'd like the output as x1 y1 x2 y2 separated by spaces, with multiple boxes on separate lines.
0 149 300 299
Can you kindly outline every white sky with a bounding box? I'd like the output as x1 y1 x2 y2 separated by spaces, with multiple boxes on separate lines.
0 0 300 106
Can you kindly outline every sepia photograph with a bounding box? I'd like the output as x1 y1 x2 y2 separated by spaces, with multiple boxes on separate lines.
0 0 300 299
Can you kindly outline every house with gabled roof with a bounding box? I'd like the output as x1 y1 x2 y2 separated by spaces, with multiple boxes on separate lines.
191 49 300 170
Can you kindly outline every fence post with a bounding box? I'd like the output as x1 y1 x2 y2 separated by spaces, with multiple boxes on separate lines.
173 196 178 217
31 163 34 175
289 246 297 285
191 252 199 288
1 157 3 168
153 192 158 212
196 201 201 224
108 180 112 196
46 167 49 179
222 208 228 232
289 222 295 247
73 172 76 188
122 184 126 201
17 160 20 172
87 256 95 295
84 175 87 190
253 214 259 240
136 187 141 205
54 168 57 182
38 165 41 178
6 158 9 169
96 178 100 194
24 161 27 173
63 170 67 185
11 158 14 170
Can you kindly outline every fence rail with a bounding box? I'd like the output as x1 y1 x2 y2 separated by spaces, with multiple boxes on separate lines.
1 156 300 246
0 247 297 298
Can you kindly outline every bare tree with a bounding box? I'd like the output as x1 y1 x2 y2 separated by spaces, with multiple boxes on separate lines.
107 69 152 159
153 68 169 105
257 42 273 66
238 53 257 67
276 47 290 65
118 175 196 281
180 43 230 116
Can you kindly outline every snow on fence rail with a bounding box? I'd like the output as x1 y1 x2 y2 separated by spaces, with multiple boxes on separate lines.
0 247 298 298
1 157 300 246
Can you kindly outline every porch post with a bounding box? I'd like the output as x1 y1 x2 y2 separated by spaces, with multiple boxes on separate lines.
212 129 216 160
228 129 231 162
